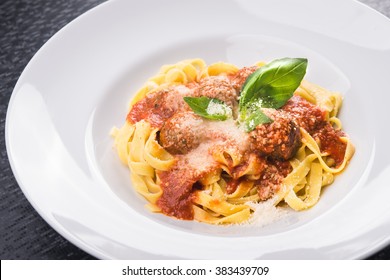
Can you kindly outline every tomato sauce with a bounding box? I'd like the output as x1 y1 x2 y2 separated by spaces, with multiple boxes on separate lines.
282 95 326 133
157 167 196 220
127 90 176 128
314 124 346 167
157 154 219 220
282 95 347 167
226 178 242 194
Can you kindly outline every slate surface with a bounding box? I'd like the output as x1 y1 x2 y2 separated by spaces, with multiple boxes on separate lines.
1 0 389 259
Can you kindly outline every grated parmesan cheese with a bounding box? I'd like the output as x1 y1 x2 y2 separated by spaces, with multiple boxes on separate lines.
206 100 231 116
243 198 291 227
205 119 249 152
185 142 215 173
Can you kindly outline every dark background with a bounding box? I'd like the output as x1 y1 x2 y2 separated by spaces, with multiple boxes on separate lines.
1 0 389 259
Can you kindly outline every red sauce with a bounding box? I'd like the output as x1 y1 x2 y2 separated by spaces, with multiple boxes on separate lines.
314 124 346 167
254 159 292 200
127 90 176 128
226 178 242 194
156 157 219 220
282 95 326 133
156 167 196 220
281 95 347 167
270 158 293 177
225 156 292 200
230 153 266 179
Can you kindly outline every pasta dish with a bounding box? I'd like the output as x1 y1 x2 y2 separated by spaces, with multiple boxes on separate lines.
112 58 354 224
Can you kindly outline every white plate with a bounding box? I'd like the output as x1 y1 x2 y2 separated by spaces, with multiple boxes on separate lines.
6 0 390 259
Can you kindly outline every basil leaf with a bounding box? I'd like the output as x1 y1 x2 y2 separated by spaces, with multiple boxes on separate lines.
240 102 273 132
183 96 232 121
239 57 308 110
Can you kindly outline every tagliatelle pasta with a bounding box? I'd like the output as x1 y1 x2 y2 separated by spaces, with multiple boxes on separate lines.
111 58 354 225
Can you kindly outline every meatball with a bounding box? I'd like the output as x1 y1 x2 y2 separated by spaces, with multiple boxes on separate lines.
229 66 258 91
195 76 238 108
249 109 301 160
159 111 204 154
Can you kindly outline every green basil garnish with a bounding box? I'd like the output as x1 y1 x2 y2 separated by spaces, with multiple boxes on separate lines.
239 57 307 131
239 57 308 111
183 96 232 121
241 105 273 132
184 57 308 131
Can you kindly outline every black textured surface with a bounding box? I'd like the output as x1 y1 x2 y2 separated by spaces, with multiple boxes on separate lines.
0 0 104 260
1 0 389 260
